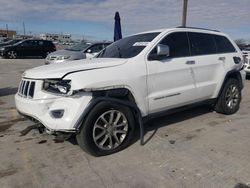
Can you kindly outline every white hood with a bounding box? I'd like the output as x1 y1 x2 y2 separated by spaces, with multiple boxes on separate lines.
23 58 127 79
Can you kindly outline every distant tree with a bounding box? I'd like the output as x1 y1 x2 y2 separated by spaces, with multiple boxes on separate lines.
235 39 247 49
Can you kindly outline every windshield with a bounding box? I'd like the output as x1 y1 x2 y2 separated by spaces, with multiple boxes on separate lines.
66 43 90 51
97 32 160 58
8 40 21 45
15 40 25 46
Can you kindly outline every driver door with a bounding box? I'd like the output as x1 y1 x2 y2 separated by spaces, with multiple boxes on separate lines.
146 32 197 114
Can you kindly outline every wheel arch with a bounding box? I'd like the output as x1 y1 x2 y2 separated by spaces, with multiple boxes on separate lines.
217 70 243 99
74 88 142 131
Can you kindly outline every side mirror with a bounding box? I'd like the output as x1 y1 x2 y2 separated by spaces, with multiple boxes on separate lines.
87 49 92 53
148 44 170 61
157 44 169 57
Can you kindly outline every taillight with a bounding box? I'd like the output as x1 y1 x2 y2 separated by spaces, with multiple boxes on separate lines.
233 56 241 64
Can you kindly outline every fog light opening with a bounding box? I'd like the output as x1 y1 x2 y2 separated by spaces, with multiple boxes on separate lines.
50 109 64 119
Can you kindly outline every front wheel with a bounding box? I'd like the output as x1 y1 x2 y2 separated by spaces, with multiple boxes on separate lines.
215 78 242 115
76 101 135 156
7 51 17 59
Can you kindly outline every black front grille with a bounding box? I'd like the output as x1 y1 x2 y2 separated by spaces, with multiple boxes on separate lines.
18 80 35 98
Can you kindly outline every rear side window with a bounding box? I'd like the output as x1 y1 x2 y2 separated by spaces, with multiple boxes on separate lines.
214 35 236 53
160 32 190 58
188 32 216 56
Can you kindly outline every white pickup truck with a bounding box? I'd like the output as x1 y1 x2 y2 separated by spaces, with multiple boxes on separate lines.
15 27 245 156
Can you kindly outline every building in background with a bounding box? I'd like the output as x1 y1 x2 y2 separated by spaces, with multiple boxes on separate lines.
40 33 71 43
0 29 16 39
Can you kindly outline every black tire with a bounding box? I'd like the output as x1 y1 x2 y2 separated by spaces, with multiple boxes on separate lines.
76 101 135 156
215 78 241 115
42 51 50 58
7 50 17 59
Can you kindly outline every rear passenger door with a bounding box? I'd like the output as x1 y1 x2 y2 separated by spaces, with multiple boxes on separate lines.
187 32 224 100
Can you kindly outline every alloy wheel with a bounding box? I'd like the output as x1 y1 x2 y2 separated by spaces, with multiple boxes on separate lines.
93 110 128 150
8 51 17 59
225 84 239 109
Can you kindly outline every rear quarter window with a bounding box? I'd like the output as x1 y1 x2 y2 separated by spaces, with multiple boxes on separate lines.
214 35 236 53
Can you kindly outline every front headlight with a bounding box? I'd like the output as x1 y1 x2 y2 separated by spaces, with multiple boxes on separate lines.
0 47 5 51
57 56 70 60
43 79 71 95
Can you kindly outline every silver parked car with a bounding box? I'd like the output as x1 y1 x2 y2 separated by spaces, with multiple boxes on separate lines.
45 42 111 64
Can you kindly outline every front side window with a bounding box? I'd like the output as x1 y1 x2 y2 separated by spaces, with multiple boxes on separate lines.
97 32 160 59
148 32 190 60
161 32 190 58
188 32 216 56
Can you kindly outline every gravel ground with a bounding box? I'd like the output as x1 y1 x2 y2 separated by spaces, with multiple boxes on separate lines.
0 58 250 188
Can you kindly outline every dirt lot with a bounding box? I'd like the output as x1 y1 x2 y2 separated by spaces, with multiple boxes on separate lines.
0 58 250 188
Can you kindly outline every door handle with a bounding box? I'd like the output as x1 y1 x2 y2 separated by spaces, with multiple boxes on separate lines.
218 56 226 61
186 60 195 65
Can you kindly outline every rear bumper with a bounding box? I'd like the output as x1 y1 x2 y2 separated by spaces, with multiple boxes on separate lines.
15 93 92 132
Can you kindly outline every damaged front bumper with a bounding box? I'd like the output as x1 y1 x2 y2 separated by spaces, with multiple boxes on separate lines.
15 92 92 133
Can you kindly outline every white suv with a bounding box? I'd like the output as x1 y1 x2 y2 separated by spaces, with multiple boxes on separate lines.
15 27 245 156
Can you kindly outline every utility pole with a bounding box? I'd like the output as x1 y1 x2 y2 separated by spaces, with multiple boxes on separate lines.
23 22 26 36
6 24 8 38
182 0 188 27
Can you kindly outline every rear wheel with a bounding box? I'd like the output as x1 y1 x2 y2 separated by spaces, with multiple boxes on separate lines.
76 101 135 156
215 78 241 115
7 51 17 59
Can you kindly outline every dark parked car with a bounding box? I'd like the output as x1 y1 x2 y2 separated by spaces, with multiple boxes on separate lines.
0 39 56 59
0 39 23 48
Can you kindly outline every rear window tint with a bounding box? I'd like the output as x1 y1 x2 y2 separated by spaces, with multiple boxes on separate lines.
188 32 216 56
214 35 236 53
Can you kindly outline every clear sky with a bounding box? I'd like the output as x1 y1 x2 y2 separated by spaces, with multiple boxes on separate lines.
0 0 249 41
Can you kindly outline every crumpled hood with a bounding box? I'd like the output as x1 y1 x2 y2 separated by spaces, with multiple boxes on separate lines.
23 58 127 79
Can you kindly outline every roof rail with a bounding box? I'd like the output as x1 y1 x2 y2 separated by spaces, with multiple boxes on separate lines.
176 26 220 32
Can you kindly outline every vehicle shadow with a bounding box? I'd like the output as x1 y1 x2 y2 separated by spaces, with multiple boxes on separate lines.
0 87 18 97
68 105 213 148
134 105 213 145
